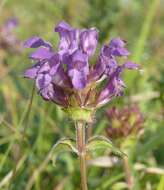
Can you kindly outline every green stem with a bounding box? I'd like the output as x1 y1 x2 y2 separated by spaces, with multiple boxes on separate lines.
76 121 88 190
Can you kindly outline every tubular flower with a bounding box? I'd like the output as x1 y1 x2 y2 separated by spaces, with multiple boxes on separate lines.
24 21 139 121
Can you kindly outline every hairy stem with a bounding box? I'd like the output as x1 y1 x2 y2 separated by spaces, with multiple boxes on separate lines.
76 121 88 190
123 157 134 190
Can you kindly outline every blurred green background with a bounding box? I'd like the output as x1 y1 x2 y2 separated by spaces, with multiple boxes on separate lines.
0 0 163 189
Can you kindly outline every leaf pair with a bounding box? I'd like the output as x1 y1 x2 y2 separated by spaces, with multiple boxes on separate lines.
51 135 125 166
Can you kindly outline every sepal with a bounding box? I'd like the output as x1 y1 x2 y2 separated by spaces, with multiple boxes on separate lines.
62 107 95 123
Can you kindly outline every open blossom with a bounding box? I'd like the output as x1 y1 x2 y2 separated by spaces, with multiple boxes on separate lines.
24 21 139 113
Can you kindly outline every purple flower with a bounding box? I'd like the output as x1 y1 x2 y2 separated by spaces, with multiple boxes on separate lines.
0 18 22 53
80 28 98 57
24 21 139 109
29 47 54 60
68 50 89 89
4 18 18 31
24 62 40 79
109 38 130 56
97 67 125 106
24 36 52 49
123 61 139 70
101 38 130 58
54 21 79 54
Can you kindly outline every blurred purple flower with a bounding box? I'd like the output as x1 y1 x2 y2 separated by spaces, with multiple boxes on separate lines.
24 21 139 109
4 18 18 31
0 18 22 53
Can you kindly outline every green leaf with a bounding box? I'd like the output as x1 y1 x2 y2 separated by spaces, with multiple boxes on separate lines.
86 135 126 157
157 175 164 190
111 182 127 190
51 138 78 166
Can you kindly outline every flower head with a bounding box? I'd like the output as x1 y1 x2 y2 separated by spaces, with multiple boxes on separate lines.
106 105 144 139
24 21 139 121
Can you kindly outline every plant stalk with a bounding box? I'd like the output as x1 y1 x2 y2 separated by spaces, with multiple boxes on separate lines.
123 156 134 190
76 121 88 190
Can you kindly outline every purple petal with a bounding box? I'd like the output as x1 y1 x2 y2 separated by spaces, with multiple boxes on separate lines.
111 47 130 56
105 38 130 57
29 47 54 60
109 38 126 48
69 69 87 89
123 61 139 70
24 67 39 79
24 62 40 79
40 83 68 106
36 73 52 90
54 21 73 32
90 58 106 81
80 28 98 56
97 67 125 106
24 69 36 79
91 46 118 81
105 58 118 75
52 66 72 88
38 62 50 73
68 51 89 89
100 45 112 57
24 36 52 49
55 21 78 52
70 50 89 72
49 54 61 75
39 84 53 100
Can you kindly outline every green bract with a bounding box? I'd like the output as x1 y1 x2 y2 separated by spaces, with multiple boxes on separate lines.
62 107 95 123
